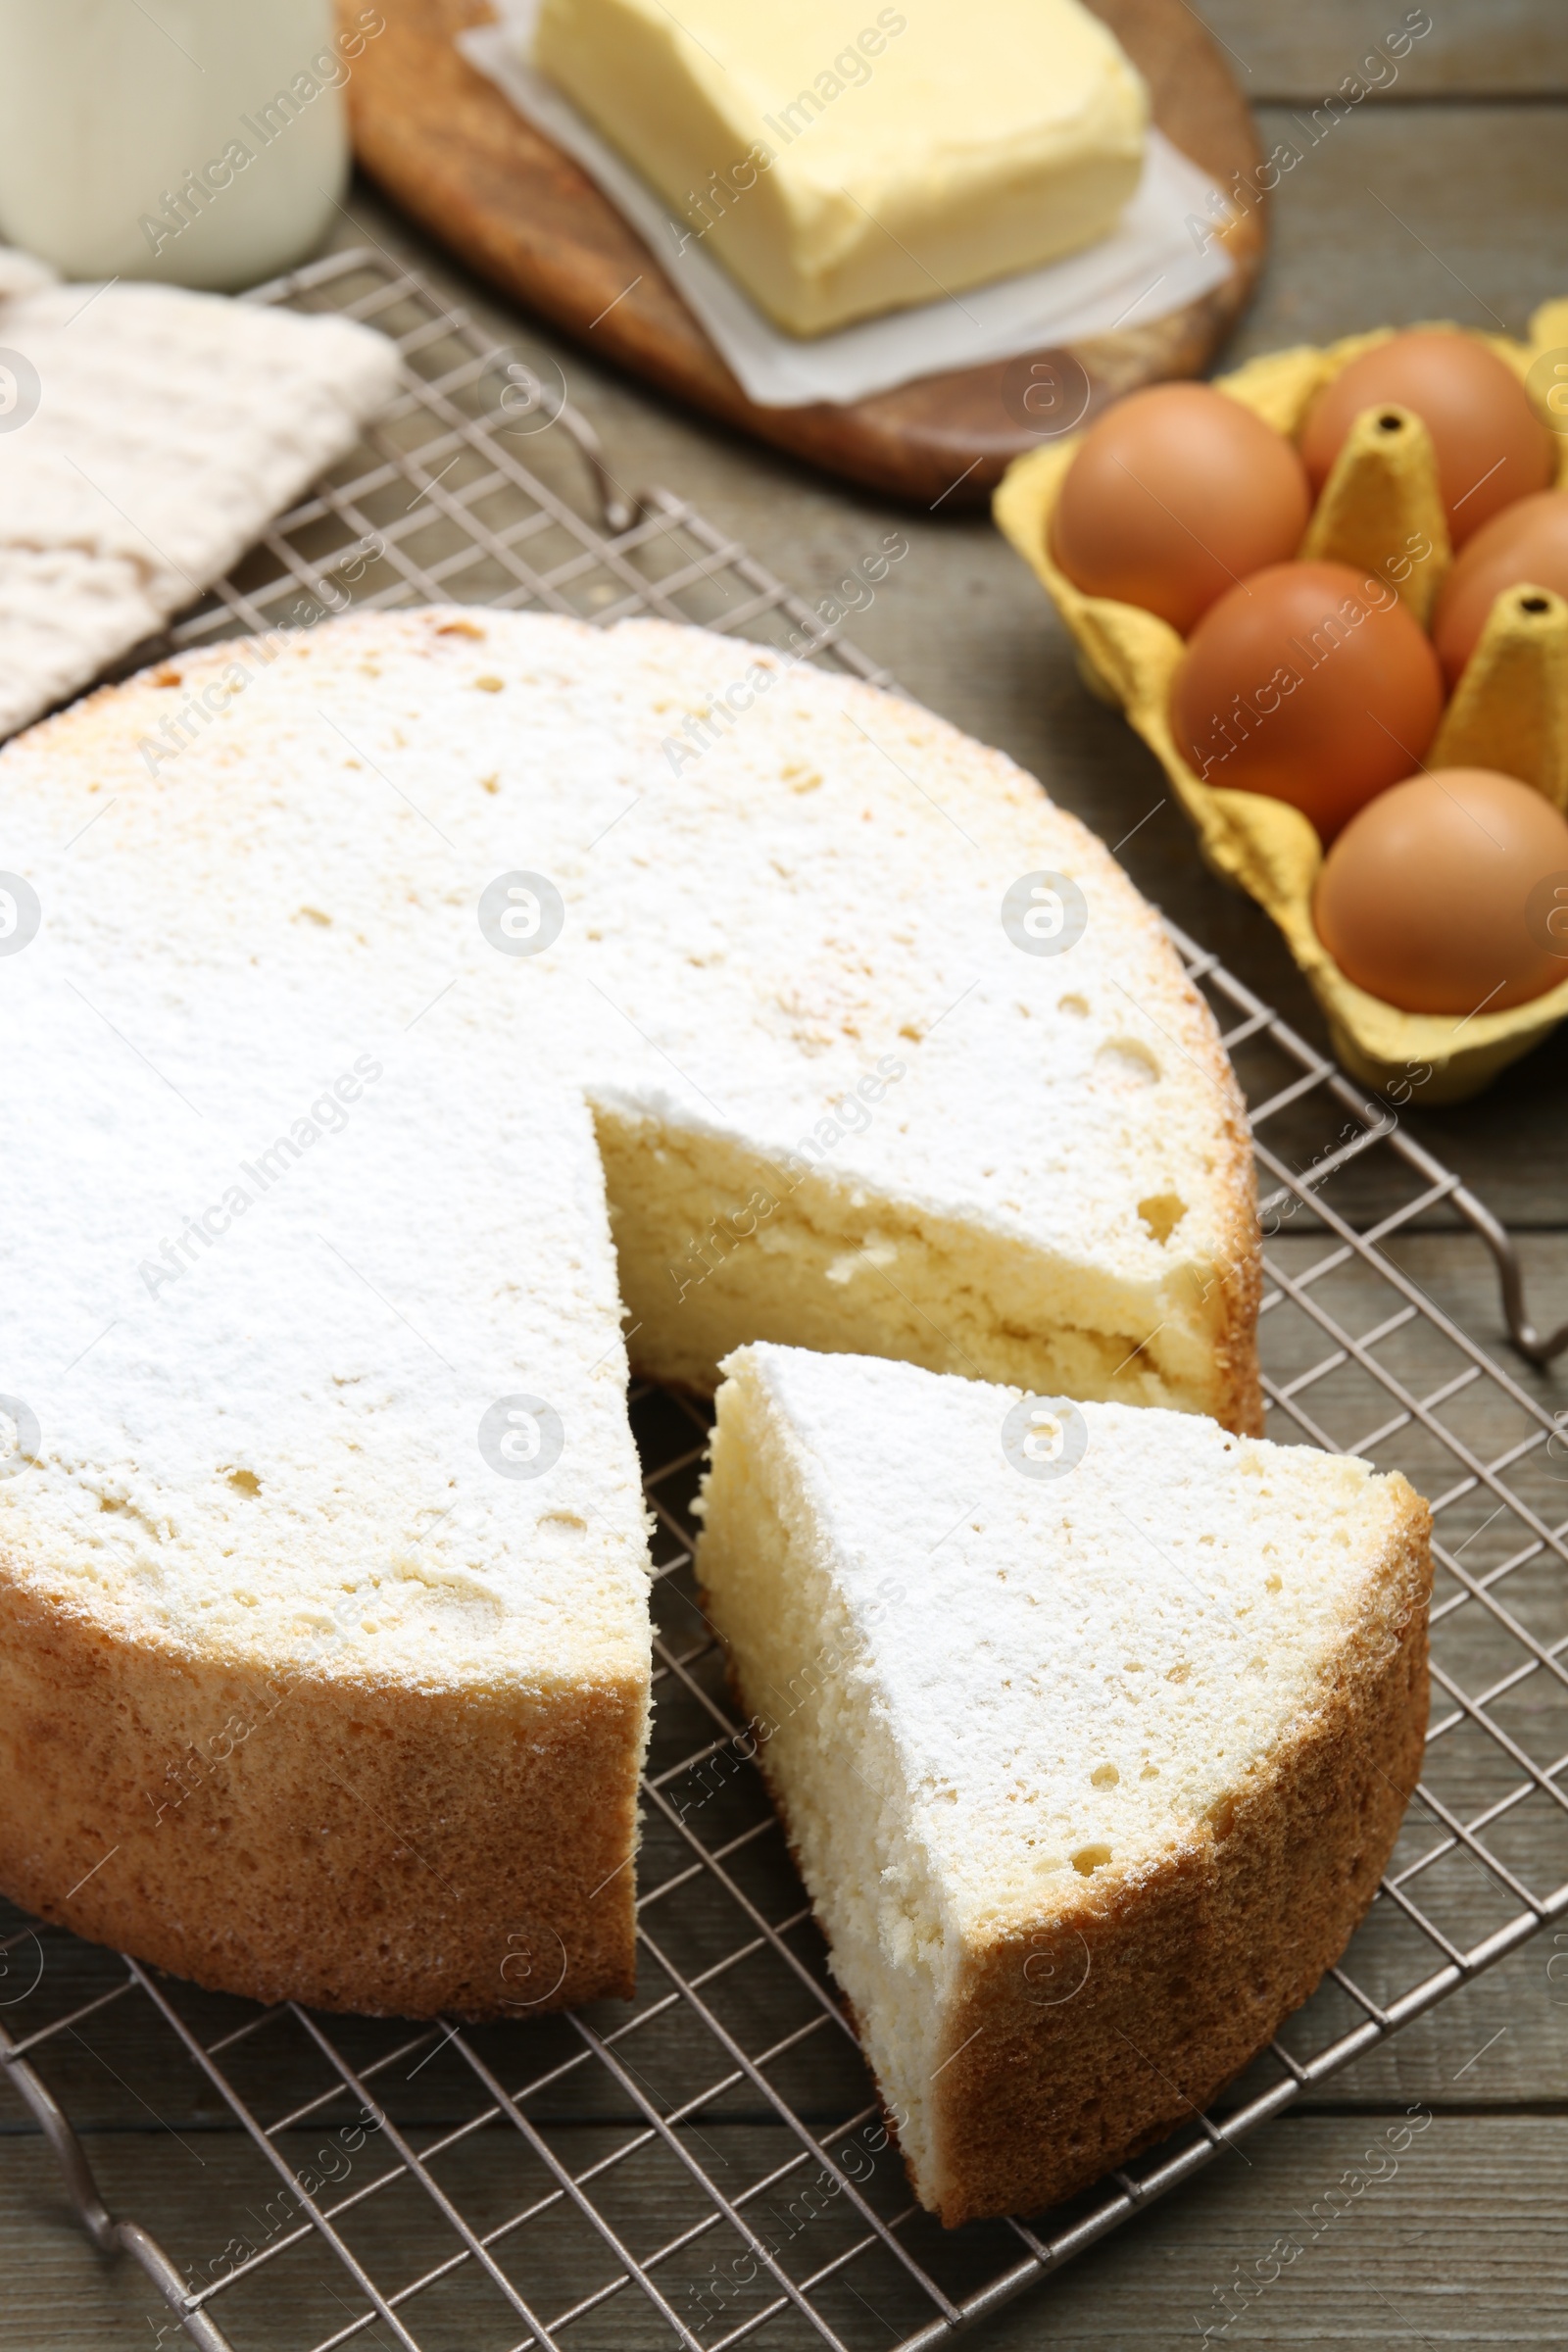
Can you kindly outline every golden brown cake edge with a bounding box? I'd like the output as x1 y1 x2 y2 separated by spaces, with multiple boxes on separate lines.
0 1577 643 2018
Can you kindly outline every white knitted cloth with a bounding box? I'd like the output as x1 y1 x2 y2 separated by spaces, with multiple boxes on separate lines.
0 256 399 737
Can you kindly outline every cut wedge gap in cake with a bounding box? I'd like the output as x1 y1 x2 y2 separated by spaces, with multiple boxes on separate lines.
594 1099 1257 1424
695 1344 1432 2225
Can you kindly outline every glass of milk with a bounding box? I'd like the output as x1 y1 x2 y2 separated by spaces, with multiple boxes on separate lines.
0 1 379 288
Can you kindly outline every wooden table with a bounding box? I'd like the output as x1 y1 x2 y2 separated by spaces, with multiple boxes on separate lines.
6 5 1568 2345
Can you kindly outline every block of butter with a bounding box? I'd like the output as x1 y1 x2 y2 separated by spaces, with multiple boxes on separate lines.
532 0 1150 338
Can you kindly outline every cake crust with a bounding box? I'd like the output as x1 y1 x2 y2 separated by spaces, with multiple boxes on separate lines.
927 1479 1428 2222
0 1574 643 2018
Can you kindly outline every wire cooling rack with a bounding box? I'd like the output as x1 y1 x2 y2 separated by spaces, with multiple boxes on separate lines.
6 244 1568 2352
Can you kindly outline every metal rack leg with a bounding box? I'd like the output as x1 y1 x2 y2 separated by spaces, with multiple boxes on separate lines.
1453 1183 1568 1369
1 2030 236 2352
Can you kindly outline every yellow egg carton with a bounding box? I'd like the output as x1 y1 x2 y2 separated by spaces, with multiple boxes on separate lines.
995 301 1568 1103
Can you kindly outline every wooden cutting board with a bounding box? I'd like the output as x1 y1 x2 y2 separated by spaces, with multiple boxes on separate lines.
347 0 1266 508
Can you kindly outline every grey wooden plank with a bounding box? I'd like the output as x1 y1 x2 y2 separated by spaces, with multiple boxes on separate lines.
1191 1 1568 101
1232 102 1568 365
3 1899 1565 2141
4 1907 1564 2141
2 1865 1562 2137
977 2111 1568 2349
2 2113 1563 2349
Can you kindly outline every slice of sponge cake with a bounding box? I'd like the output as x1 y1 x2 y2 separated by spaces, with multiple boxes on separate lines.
696 1344 1431 2225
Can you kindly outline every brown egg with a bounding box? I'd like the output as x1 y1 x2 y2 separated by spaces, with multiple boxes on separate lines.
1048 383 1311 634
1300 330 1555 547
1169 561 1445 841
1432 489 1568 684
1314 768 1568 1013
